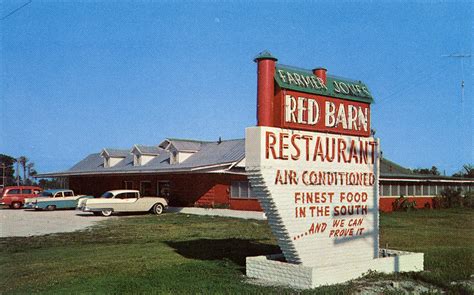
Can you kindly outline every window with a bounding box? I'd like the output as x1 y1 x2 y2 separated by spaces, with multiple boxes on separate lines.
41 191 53 197
101 192 114 198
424 185 430 195
407 184 414 196
116 192 138 199
22 189 32 194
157 181 170 198
415 185 422 196
33 189 41 195
64 191 74 197
399 184 407 196
140 181 152 196
382 184 390 196
391 184 399 196
429 184 437 196
7 189 20 195
230 181 256 199
54 192 63 198
438 185 445 193
115 193 138 199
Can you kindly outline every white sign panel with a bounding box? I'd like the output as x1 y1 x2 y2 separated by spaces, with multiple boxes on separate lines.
246 126 380 267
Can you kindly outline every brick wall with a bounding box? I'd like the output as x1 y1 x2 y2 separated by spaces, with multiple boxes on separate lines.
69 173 263 211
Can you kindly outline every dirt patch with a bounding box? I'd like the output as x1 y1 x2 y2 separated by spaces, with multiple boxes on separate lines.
351 279 444 294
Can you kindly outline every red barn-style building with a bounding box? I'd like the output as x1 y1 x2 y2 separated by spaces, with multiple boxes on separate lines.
38 137 473 212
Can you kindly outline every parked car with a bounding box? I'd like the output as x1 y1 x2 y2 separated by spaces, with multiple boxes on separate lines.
24 189 95 211
77 189 168 217
0 186 43 209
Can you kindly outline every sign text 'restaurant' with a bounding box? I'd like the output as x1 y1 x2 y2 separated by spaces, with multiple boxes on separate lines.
265 130 377 164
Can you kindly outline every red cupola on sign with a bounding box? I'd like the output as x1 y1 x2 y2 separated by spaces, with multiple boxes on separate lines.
254 50 374 137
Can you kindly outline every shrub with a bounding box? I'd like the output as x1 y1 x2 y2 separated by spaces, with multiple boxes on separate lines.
433 188 470 209
463 191 474 208
441 187 463 208
432 195 446 209
392 195 416 211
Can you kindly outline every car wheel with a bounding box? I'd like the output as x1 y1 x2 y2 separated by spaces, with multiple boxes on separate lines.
101 209 113 217
46 205 56 211
153 203 164 215
12 202 22 209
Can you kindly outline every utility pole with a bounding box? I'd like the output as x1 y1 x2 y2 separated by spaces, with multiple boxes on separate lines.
1 163 5 188
16 159 20 186
442 53 471 115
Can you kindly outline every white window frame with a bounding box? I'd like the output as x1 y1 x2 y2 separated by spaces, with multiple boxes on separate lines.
230 181 257 199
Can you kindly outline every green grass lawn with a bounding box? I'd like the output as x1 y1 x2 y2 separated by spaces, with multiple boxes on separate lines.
1 209 472 294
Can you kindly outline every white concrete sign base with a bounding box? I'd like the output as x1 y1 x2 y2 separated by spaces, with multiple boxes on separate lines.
246 249 424 289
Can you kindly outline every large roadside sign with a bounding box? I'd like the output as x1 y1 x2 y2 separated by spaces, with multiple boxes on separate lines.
246 51 379 267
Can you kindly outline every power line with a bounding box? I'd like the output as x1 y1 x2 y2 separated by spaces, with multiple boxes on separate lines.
1 0 32 21
442 53 471 106
375 59 446 106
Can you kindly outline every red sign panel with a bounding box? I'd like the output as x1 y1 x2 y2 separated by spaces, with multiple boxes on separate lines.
274 89 371 137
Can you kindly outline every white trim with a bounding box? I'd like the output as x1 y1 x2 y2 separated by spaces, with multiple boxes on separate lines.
36 163 235 178
229 157 246 169
381 178 474 183
379 195 435 199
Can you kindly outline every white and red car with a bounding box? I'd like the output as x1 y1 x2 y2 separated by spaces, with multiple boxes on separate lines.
77 189 168 217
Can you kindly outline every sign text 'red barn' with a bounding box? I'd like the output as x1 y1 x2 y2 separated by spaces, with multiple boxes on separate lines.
280 90 370 137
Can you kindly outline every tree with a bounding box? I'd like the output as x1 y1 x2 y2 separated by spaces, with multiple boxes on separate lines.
18 156 28 185
38 178 62 189
452 164 474 178
0 154 17 186
26 162 35 184
413 166 441 176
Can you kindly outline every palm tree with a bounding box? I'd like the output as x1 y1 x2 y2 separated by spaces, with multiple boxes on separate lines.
18 156 28 185
26 162 35 184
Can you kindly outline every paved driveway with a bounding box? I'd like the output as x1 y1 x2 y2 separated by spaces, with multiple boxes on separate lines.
0 208 110 237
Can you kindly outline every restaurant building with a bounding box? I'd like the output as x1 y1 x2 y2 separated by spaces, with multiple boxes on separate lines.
38 137 473 212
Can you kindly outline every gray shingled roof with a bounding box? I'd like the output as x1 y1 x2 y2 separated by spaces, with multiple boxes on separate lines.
171 139 244 168
39 139 245 177
103 148 129 157
380 158 414 176
134 145 161 155
168 139 204 152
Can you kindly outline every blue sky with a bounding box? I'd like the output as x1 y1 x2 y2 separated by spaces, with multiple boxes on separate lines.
1 1 472 175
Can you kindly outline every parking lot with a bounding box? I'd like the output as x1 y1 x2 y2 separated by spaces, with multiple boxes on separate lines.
0 208 110 237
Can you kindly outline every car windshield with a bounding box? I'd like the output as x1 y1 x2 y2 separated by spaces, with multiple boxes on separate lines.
41 192 53 197
100 192 114 198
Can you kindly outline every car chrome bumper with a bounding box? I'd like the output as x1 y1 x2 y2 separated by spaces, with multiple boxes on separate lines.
80 206 103 212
